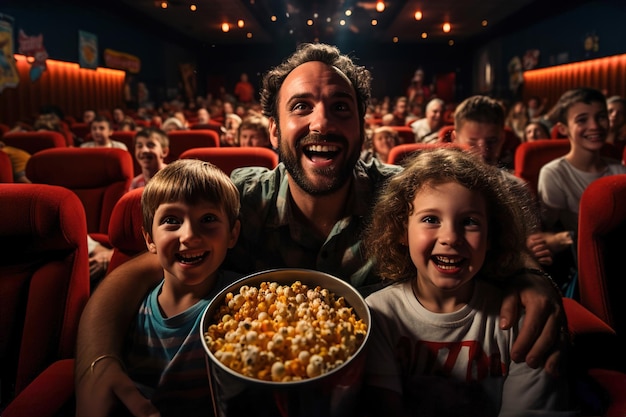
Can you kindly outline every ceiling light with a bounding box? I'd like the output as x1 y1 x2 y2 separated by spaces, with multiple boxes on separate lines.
481 19 488 27
160 1 168 9
247 32 253 38
345 10 352 17
421 32 428 39
238 19 245 28
221 23 230 32
371 19 378 26
392 36 399 43
340 19 346 26
376 1 385 12
189 4 196 11
414 11 422 20
448 39 455 46
443 22 451 33
271 15 277 22
307 19 313 26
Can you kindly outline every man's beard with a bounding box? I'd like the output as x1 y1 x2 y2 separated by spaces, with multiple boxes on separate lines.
276 129 361 196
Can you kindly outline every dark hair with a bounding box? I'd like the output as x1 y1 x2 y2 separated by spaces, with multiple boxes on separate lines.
553 87 606 125
91 115 111 128
260 43 372 129
134 127 169 149
454 95 505 130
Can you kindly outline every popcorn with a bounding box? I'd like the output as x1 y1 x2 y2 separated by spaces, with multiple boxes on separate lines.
204 281 367 382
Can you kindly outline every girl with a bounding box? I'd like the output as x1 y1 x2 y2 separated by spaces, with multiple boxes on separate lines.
363 147 575 417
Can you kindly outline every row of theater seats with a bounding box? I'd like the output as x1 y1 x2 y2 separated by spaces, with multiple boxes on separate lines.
2 137 626 414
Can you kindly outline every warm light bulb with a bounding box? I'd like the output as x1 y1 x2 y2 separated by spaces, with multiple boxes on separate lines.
238 19 245 28
246 32 253 38
443 22 451 33
221 23 230 32
414 11 422 20
421 32 428 39
481 19 488 27
392 36 399 43
376 1 385 12
371 19 378 26
271 15 277 22
160 1 168 9
307 19 313 26
190 4 196 11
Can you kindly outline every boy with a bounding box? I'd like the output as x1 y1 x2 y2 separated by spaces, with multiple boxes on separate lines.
129 127 169 191
538 88 626 286
451 95 554 268
123 159 241 416
80 115 128 149
237 115 272 149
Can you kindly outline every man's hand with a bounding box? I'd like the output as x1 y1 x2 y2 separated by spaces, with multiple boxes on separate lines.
499 268 565 376
526 233 553 266
76 359 160 417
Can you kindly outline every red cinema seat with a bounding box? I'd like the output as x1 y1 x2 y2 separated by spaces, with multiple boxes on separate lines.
166 129 219 163
107 187 147 273
513 139 570 196
179 146 279 176
0 184 89 412
386 142 466 166
25 147 133 245
1 131 67 155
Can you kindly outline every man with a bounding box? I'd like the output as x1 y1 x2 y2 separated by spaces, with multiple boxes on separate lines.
410 97 445 143
76 44 563 417
386 96 409 126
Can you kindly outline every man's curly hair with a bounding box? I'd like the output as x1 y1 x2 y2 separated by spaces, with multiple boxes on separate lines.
259 43 372 129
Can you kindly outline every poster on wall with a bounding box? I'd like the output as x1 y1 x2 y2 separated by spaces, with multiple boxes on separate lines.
0 14 19 93
104 48 140 73
79 30 98 69
18 29 48 82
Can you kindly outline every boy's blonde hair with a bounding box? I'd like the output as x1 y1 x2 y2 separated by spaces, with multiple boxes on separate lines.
365 147 528 282
142 159 240 237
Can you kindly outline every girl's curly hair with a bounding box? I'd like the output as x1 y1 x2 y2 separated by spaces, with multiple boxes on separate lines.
364 147 529 282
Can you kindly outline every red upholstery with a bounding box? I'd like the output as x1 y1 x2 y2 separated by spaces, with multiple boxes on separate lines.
190 121 223 136
69 122 91 143
551 124 567 139
179 146 279 175
387 142 466 166
513 139 570 195
0 184 89 407
25 147 133 245
165 129 219 163
0 150 13 182
587 369 626 417
1 131 67 154
0 123 10 137
1 359 75 417
107 187 147 273
388 125 415 145
111 130 141 176
438 125 455 142
577 174 626 338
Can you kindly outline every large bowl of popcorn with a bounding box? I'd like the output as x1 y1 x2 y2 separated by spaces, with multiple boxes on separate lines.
200 268 371 417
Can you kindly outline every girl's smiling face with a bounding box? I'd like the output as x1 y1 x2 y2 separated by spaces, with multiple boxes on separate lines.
406 181 488 309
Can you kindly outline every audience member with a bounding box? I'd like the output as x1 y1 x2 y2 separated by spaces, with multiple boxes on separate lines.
527 96 548 120
606 95 626 153
360 126 399 164
124 159 240 416
118 116 137 132
406 68 431 108
160 117 185 133
80 115 128 149
505 100 530 140
0 141 31 183
364 147 575 417
112 108 126 130
75 43 564 417
386 96 409 126
409 98 445 143
196 107 211 125
237 115 272 148
538 87 626 288
451 95 553 267
173 110 189 129
220 113 242 147
233 72 255 104
129 127 169 191
523 121 551 142
83 109 96 124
